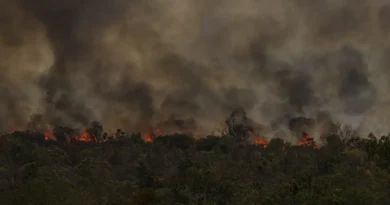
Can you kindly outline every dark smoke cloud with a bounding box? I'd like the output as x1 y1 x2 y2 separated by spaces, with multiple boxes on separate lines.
1 0 390 138
337 46 376 114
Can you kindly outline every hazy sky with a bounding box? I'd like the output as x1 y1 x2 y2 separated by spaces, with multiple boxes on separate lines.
1 0 390 137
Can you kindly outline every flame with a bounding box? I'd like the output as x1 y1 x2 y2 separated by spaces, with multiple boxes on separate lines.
143 131 153 143
251 134 320 149
44 131 54 141
140 121 163 143
41 129 109 143
142 128 163 143
6 124 319 149
76 130 95 142
298 134 312 146
298 134 319 149
74 130 109 143
253 139 268 147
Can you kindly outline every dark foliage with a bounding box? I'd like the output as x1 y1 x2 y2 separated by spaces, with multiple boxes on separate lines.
1 129 390 205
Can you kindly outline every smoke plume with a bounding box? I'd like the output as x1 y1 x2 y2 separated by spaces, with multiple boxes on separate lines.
2 0 390 137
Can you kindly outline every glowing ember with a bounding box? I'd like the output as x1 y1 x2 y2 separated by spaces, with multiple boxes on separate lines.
7 124 319 149
298 134 313 146
73 130 109 143
6 126 106 144
142 127 164 143
298 134 319 149
77 131 95 142
253 139 268 147
44 131 54 141
143 131 153 143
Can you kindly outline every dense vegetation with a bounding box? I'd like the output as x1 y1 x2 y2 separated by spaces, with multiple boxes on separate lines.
1 126 390 205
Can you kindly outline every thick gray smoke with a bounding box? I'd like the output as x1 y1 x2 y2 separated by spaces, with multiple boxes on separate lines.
1 0 390 137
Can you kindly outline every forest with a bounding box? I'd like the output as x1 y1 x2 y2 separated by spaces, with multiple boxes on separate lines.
1 112 390 205
2 1 390 204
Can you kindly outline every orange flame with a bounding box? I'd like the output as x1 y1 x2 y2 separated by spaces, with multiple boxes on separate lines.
253 139 268 147
76 131 95 142
44 131 54 141
298 134 312 146
298 134 319 149
74 130 109 143
142 127 163 143
8 125 318 149
42 129 109 143
143 131 153 143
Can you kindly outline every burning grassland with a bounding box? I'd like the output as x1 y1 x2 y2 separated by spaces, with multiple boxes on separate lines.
3 108 350 151
2 1 390 204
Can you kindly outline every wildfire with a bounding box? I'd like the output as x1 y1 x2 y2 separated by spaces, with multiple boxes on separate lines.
7 123 320 150
251 134 320 149
298 134 319 149
253 139 268 147
41 129 108 143
143 131 153 143
72 130 108 143
142 128 163 143
76 130 95 142
44 131 54 141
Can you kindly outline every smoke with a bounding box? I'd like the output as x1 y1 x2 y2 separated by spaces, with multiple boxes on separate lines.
1 0 390 136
